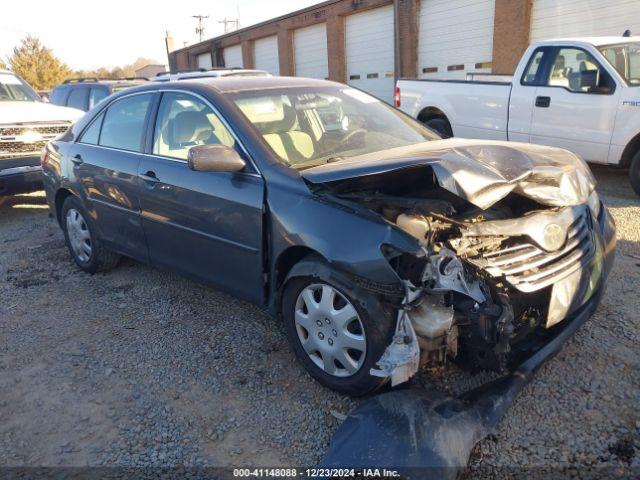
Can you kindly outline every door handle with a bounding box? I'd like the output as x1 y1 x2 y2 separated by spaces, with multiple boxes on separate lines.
139 171 160 184
535 96 551 108
71 154 84 165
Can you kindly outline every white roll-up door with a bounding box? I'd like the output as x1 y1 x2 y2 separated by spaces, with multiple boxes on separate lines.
196 52 212 70
531 0 640 41
294 23 328 79
418 0 495 79
223 44 244 68
254 35 280 75
345 5 395 103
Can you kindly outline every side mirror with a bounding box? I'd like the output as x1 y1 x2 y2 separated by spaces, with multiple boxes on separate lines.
580 70 599 90
187 144 246 173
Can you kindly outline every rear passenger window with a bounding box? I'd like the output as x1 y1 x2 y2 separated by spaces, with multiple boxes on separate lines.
67 87 88 110
99 94 152 152
79 112 104 145
89 87 109 109
50 86 70 106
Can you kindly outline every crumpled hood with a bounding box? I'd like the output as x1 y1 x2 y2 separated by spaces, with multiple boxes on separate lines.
0 101 84 124
302 138 595 210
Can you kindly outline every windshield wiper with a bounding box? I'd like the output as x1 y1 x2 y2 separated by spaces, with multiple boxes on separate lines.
294 156 346 170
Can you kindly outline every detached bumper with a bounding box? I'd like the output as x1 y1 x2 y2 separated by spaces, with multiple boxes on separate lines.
0 156 42 196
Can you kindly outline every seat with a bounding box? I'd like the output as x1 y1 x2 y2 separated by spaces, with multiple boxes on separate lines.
158 110 220 158
255 102 314 162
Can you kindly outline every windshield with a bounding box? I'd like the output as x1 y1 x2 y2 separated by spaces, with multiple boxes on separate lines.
0 72 42 101
232 86 439 168
599 42 640 86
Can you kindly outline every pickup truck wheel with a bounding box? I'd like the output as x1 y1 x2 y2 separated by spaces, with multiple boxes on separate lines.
61 196 120 273
282 258 395 396
630 150 640 197
424 118 453 139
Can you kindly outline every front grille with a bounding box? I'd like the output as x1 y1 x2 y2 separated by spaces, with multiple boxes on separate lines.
0 140 48 157
0 122 71 158
478 211 595 293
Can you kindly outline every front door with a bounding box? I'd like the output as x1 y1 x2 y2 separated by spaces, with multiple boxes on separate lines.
70 92 154 261
529 47 620 163
137 91 265 304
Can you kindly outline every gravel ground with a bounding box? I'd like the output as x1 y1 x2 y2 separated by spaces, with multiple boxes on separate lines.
0 167 638 475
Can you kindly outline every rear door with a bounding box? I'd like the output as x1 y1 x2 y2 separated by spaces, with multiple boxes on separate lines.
528 47 620 163
137 91 265 304
70 92 153 261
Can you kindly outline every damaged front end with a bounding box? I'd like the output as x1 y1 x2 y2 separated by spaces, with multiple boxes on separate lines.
303 140 616 386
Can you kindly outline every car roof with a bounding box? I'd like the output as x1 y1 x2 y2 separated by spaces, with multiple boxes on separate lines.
57 78 149 89
531 36 640 47
168 75 344 93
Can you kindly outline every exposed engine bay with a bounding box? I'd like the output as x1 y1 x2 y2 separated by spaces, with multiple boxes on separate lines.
312 155 603 385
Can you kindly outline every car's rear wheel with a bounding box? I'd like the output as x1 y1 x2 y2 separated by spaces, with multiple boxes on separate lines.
282 257 395 396
629 150 640 197
61 196 120 273
425 117 453 138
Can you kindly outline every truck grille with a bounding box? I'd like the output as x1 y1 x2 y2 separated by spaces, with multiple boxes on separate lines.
480 211 595 293
0 122 71 158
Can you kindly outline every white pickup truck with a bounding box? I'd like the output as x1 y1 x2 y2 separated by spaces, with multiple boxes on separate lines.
397 37 640 195
1 70 83 196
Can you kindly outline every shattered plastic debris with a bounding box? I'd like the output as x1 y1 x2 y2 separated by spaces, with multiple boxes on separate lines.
320 287 602 479
370 283 421 386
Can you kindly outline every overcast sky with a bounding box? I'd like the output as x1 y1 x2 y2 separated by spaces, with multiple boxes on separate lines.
1 0 322 70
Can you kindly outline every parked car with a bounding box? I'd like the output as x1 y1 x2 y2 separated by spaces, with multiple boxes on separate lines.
50 77 149 112
42 77 615 395
0 70 83 196
153 67 270 82
397 36 640 195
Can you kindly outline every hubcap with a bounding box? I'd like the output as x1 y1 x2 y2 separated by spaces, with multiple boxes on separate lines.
66 208 92 263
294 283 366 378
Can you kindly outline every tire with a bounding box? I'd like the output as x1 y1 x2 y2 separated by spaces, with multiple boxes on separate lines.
282 257 396 396
630 150 640 197
61 196 120 273
425 117 453 139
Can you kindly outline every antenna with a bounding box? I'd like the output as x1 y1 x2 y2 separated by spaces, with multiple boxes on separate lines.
192 14 210 42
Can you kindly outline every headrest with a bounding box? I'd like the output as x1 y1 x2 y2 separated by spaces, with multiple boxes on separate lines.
169 110 213 145
236 96 297 134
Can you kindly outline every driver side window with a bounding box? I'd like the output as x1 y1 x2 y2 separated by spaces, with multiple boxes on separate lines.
153 92 236 160
546 48 613 93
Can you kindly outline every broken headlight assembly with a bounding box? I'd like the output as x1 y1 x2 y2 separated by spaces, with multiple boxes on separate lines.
587 190 601 219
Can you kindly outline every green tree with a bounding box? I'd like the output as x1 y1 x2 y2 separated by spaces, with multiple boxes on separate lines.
7 36 72 90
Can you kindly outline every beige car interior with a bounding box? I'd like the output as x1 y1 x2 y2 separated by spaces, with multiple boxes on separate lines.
548 50 601 92
236 96 315 162
154 99 236 160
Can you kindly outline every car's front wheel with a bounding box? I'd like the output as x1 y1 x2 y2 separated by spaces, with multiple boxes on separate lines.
629 149 640 197
61 196 120 273
282 257 395 396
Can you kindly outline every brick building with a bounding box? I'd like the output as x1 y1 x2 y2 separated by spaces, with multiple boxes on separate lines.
167 0 639 103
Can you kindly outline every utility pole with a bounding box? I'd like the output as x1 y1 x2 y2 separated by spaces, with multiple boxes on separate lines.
218 17 240 34
218 7 240 34
192 14 209 42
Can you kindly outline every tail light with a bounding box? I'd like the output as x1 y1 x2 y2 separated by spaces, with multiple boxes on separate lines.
394 86 401 108
40 147 49 167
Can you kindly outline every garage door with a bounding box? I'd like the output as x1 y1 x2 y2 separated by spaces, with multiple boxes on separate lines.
196 52 212 70
418 0 495 79
223 44 244 68
294 23 328 79
254 35 280 75
531 0 640 41
345 5 395 103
